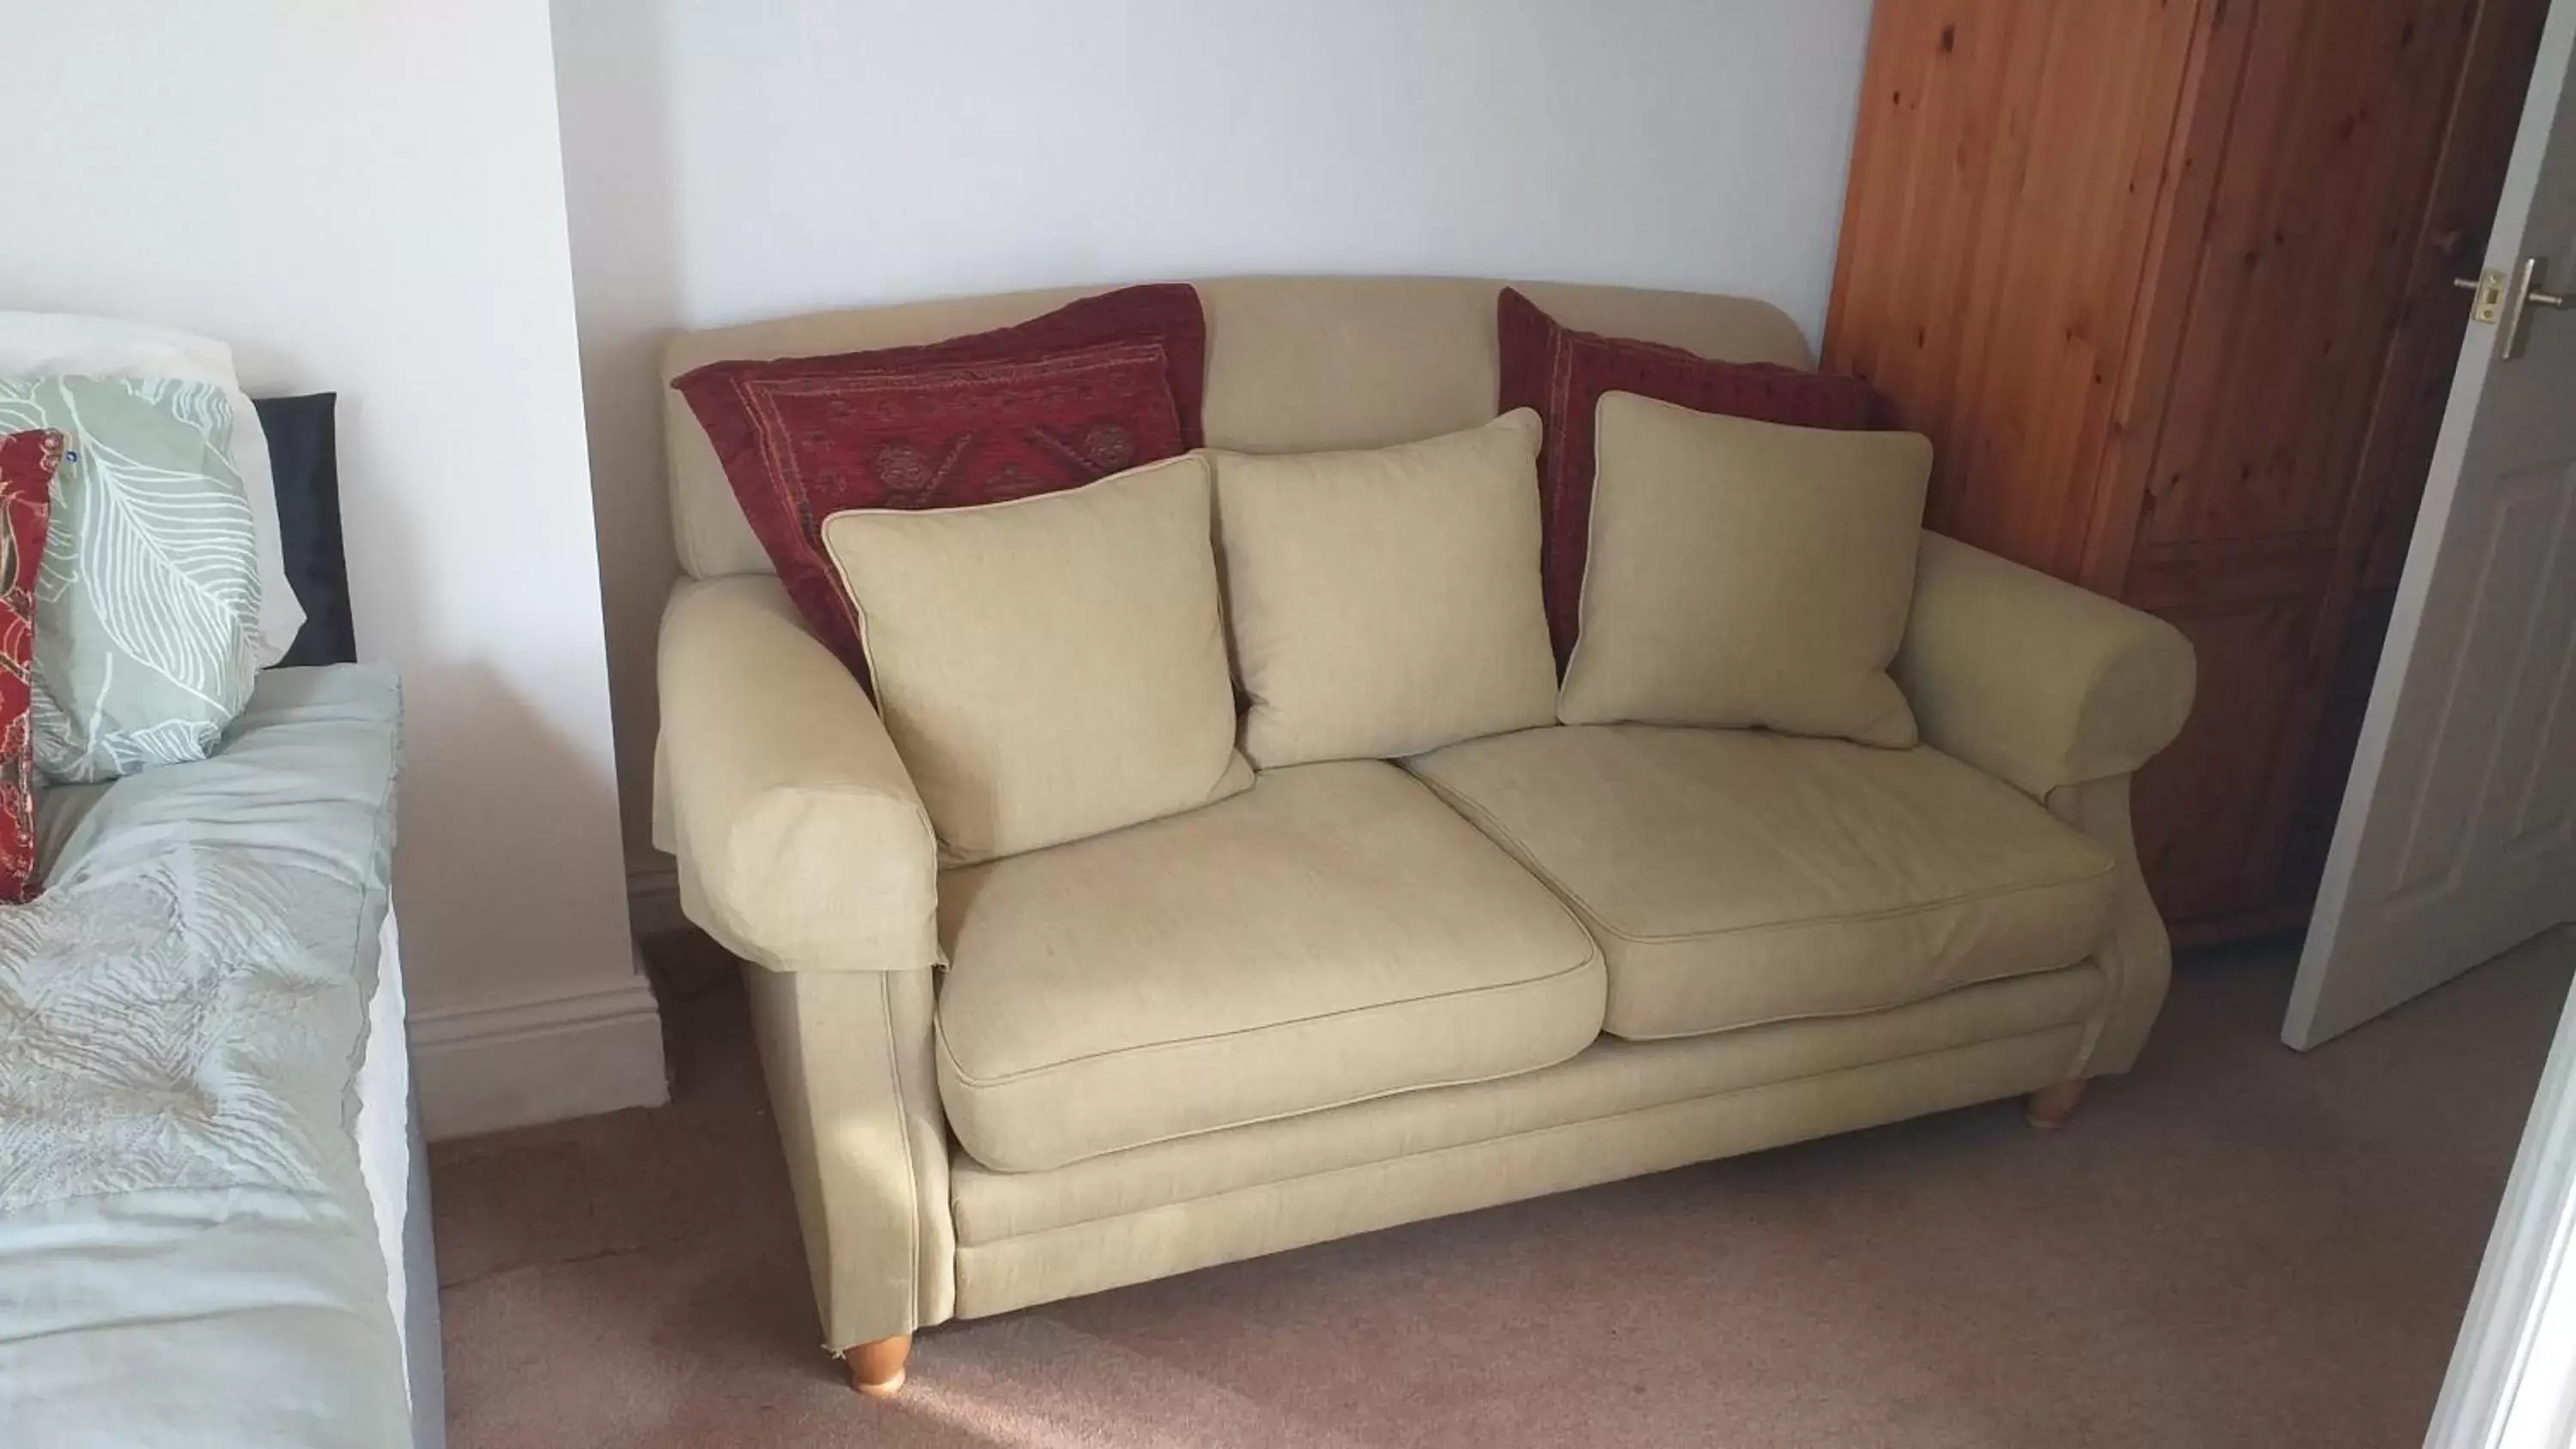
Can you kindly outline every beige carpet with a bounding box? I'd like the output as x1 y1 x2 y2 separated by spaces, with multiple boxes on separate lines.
434 928 2576 1448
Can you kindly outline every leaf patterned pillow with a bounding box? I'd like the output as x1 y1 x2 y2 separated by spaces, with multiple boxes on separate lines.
0 378 260 783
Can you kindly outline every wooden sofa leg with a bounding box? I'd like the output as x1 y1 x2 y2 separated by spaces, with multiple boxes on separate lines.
847 1334 912 1397
2026 1078 2088 1130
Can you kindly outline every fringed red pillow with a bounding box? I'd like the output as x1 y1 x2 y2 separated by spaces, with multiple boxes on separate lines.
673 284 1207 680
1497 287 1895 670
0 429 60 902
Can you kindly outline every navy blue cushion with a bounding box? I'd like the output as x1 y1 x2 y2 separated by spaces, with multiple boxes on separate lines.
252 394 355 668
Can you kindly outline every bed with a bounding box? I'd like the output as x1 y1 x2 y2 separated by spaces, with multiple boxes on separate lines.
0 664 437 1447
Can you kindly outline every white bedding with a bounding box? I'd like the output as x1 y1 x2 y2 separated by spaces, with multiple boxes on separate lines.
357 911 445 1447
358 914 408 1351
0 667 416 1446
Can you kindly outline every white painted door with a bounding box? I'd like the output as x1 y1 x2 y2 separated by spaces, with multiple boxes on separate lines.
2285 0 2576 1052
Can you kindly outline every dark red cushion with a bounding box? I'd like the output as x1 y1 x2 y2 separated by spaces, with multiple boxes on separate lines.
673 284 1207 677
1497 287 1894 670
0 429 58 902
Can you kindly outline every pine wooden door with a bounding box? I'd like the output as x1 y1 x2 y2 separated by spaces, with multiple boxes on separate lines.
1826 0 2208 579
2121 0 2548 928
1826 0 2550 939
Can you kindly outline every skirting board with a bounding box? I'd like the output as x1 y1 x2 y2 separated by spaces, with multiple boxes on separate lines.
411 960 669 1139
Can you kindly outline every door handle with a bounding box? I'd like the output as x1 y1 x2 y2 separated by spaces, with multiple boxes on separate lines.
2464 257 2572 360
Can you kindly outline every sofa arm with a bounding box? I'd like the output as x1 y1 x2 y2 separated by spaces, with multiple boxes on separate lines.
1893 533 2196 799
656 576 940 973
659 576 957 1351
744 965 956 1350
2047 776 2170 1077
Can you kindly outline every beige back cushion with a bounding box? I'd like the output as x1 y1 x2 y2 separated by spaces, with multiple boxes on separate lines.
1559 395 1932 747
662 276 1810 580
1212 409 1558 768
818 454 1252 866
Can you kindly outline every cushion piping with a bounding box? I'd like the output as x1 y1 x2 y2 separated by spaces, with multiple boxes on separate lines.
876 971 921 1328
1600 951 2102 1043
949 1019 2093 1247
946 984 1610 1175
1408 761 2114 945
937 943 1603 1087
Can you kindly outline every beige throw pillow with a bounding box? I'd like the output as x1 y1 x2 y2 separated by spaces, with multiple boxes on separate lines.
820 453 1251 865
1213 409 1558 767
1558 392 1931 746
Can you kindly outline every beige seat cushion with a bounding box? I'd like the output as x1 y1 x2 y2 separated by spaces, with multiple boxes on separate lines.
819 454 1250 865
935 760 1605 1172
1212 409 1557 767
1406 724 2115 1041
1558 394 1931 747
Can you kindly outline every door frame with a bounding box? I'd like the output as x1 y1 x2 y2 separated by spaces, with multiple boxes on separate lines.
2428 931 2576 1448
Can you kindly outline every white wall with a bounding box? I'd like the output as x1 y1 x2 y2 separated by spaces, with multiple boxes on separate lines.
552 0 1876 874
3 1 661 1134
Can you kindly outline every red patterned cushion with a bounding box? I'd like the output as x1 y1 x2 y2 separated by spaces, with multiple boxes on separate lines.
0 430 58 903
1497 288 1894 670
673 284 1207 676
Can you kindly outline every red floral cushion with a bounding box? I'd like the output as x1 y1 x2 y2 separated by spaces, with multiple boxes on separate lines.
673 284 1207 677
1497 288 1894 670
0 429 59 903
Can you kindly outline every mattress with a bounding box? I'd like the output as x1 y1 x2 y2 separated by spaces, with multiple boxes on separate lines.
0 665 417 1447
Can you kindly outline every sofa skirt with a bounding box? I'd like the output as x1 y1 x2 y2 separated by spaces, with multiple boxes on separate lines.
945 961 2105 1320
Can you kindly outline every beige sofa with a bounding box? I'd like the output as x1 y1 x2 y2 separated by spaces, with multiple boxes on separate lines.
651 277 2196 1396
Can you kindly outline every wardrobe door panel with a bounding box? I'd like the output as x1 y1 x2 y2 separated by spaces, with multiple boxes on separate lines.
1826 0 2202 577
2129 586 2325 921
2354 0 2555 592
2141 1 2476 549
1826 0 2548 938
2123 0 2488 928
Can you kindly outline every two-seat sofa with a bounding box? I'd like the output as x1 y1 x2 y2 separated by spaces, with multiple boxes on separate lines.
651 276 2196 1396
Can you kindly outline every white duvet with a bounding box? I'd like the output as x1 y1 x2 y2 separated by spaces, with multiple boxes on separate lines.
0 666 410 1448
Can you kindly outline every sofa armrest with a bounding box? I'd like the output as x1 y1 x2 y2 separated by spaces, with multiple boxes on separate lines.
659 576 957 1352
2047 776 2169 1076
656 575 940 973
1893 533 2196 799
744 964 956 1349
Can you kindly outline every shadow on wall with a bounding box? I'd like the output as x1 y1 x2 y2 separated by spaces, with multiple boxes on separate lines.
553 0 685 882
334 384 641 1012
